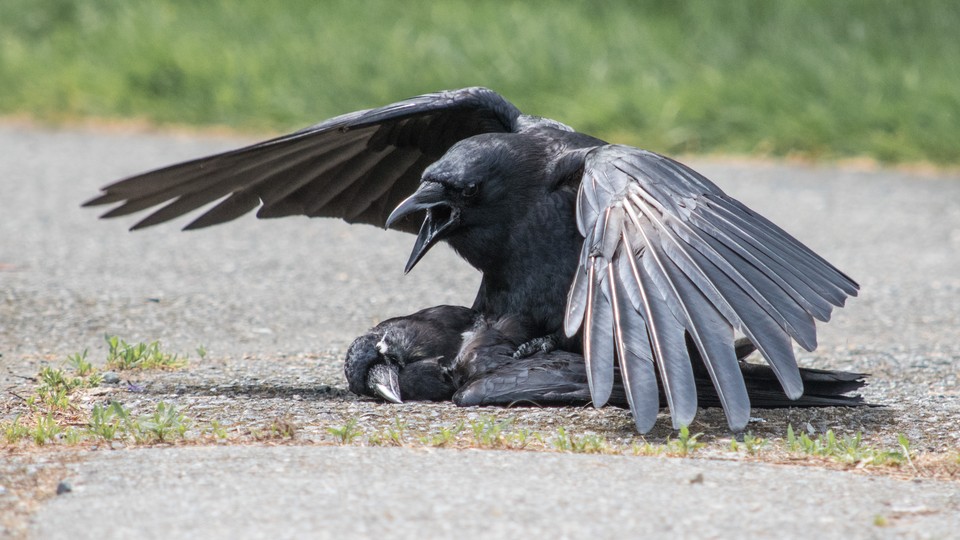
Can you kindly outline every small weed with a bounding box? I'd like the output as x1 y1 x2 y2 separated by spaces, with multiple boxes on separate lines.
32 414 61 445
552 427 611 454
35 366 86 410
135 402 190 443
328 419 360 445
269 417 298 439
366 419 409 447
88 402 124 441
552 427 572 452
207 421 229 440
66 350 95 376
571 433 611 454
741 432 769 456
666 426 704 457
63 427 85 445
469 415 515 448
383 417 407 446
632 440 663 456
785 425 913 467
366 433 387 446
896 434 915 469
105 336 187 371
2 415 31 443
421 421 465 447
506 428 538 450
196 345 207 360
39 366 84 392
107 401 137 434
35 385 72 410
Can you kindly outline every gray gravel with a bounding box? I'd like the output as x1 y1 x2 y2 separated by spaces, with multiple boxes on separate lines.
2 125 959 538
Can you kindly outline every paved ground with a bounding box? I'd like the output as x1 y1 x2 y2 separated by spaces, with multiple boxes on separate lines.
1 125 959 538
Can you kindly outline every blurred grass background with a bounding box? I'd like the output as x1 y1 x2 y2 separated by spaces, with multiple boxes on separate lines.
1 0 957 164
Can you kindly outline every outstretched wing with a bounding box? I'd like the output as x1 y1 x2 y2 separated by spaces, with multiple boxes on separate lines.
563 145 859 432
84 87 521 233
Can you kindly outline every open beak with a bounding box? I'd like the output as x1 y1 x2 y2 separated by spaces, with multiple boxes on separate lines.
386 182 460 273
367 363 403 404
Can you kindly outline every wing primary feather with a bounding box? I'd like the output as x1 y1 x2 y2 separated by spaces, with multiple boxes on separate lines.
621 203 750 429
586 259 615 407
582 258 598 399
615 235 644 311
701 197 857 302
90 87 524 232
576 171 599 234
628 191 817 351
610 251 660 432
621 227 697 428
326 151 425 219
563 240 592 337
718 195 859 295
657 250 750 429
106 129 373 226
616 155 849 328
131 185 242 231
682 231 805 398
635 202 805 397
184 191 262 230
688 207 835 321
102 127 362 202
99 172 229 219
627 207 750 431
680 214 819 351
252 146 390 220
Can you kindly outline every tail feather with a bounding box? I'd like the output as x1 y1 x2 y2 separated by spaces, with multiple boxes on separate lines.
696 362 868 409
693 337 868 408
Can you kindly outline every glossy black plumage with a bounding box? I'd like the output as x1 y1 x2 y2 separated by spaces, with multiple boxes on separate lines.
343 309 866 413
86 87 860 432
454 316 867 411
343 305 476 402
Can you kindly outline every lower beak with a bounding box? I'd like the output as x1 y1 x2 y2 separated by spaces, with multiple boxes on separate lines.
367 363 403 404
386 182 460 273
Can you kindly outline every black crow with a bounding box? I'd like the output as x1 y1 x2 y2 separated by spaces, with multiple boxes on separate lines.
85 87 859 433
345 306 866 410
343 305 476 402
451 314 865 409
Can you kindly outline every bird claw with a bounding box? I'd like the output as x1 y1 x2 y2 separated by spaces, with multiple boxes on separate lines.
513 334 559 359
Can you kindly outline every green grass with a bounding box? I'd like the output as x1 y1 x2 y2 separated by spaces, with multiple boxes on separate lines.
0 339 198 447
105 336 188 371
419 421 465 447
328 419 361 445
1 0 957 163
552 426 613 454
786 424 913 466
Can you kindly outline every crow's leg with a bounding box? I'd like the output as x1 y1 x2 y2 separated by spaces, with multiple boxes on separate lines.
512 332 562 359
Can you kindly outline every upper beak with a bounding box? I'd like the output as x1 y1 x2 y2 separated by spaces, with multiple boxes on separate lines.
386 182 460 273
367 363 403 404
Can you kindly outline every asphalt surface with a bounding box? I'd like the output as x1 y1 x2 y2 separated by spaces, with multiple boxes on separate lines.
2 125 959 538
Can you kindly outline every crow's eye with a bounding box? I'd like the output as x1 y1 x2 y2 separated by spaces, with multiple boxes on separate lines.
462 183 479 198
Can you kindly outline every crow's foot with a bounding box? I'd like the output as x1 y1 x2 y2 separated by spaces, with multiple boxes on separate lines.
513 334 560 359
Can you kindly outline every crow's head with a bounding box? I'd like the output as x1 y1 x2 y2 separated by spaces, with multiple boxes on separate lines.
386 133 543 273
343 326 420 403
343 306 475 403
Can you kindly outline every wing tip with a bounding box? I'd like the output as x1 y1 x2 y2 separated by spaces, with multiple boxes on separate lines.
82 193 116 208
